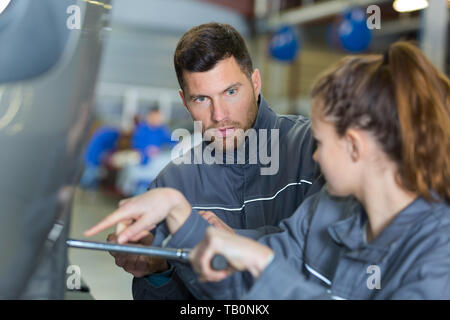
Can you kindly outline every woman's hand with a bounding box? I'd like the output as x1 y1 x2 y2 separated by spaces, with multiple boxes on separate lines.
84 188 192 244
189 227 274 282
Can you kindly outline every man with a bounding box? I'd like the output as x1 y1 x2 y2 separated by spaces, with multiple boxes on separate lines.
105 23 323 299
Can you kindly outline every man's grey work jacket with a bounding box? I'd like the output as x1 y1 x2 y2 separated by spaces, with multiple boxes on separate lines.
132 95 323 299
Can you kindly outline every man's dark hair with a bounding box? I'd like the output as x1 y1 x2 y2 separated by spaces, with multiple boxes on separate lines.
174 23 253 91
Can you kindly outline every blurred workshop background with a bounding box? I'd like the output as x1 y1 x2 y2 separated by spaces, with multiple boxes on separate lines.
0 0 448 300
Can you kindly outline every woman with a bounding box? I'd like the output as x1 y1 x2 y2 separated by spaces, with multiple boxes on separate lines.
86 42 449 299
187 41 450 299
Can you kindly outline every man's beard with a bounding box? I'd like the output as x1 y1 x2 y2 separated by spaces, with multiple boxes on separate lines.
205 93 258 152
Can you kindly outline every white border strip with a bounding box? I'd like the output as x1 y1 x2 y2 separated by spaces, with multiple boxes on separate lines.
192 180 312 212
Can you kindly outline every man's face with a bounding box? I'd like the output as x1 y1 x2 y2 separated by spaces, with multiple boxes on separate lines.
179 56 261 151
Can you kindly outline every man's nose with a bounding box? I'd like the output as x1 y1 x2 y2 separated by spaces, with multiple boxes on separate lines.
211 99 229 123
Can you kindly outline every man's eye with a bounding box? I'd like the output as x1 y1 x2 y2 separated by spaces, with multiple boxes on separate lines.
195 97 207 103
226 88 237 95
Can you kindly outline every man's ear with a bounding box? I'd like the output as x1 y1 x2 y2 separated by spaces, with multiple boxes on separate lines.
251 68 261 97
344 129 364 162
179 89 189 111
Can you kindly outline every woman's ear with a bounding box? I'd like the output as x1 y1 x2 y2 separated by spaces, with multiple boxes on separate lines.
344 129 363 162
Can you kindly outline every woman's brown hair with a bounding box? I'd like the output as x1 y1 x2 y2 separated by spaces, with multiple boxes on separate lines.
311 41 450 202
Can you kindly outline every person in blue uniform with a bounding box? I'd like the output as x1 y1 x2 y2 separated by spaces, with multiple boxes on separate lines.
131 107 175 165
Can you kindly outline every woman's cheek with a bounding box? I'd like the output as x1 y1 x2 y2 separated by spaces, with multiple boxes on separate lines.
317 150 335 187
316 149 325 169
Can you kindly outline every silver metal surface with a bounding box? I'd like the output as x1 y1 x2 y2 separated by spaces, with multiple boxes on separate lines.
0 0 111 299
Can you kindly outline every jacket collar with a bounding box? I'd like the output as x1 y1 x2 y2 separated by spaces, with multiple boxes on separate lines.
252 94 278 132
327 196 434 263
326 199 366 251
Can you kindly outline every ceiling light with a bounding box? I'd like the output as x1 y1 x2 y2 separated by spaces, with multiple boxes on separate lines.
393 0 429 12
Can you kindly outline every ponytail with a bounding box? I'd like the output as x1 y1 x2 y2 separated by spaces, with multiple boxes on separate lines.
388 42 450 202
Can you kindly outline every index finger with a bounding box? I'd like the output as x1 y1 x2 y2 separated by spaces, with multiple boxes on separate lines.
84 204 137 237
